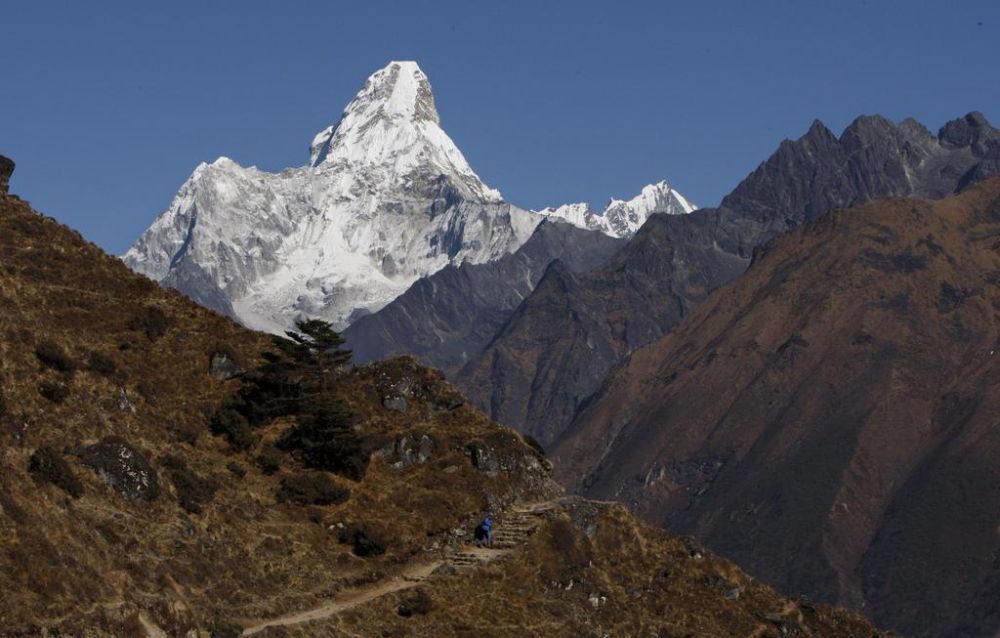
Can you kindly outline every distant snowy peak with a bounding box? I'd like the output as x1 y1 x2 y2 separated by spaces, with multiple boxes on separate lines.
308 61 500 202
536 180 696 238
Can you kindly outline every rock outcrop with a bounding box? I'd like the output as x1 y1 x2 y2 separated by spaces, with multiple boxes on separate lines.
0 154 13 195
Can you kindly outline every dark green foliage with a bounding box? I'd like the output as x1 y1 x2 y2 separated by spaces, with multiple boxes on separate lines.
256 444 282 475
276 472 350 506
276 319 352 390
29 446 83 498
209 320 366 476
131 306 172 342
38 380 70 403
163 455 218 514
86 351 118 377
338 522 387 556
278 396 368 480
397 589 434 617
209 408 253 450
228 360 302 428
34 340 76 374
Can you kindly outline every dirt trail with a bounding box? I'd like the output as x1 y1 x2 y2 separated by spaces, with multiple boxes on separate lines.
239 500 558 636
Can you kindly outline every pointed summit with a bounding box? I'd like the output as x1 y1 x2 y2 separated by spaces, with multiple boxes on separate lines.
307 62 496 200
311 62 439 166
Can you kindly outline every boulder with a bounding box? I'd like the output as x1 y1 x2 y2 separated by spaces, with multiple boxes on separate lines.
209 351 245 380
383 396 408 412
77 437 159 501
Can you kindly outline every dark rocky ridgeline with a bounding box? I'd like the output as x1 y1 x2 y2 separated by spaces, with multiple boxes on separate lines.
554 179 1000 637
343 218 624 372
0 154 14 195
458 112 1000 449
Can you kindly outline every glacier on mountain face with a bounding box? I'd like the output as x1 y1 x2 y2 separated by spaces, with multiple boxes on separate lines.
124 60 695 333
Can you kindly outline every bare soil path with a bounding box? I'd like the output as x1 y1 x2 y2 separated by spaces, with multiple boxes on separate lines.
238 500 557 636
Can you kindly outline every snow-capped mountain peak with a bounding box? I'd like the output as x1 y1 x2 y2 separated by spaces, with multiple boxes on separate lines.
308 61 498 202
125 61 533 332
536 180 696 238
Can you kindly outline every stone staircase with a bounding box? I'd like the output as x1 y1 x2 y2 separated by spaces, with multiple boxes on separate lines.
442 503 551 570
490 509 539 549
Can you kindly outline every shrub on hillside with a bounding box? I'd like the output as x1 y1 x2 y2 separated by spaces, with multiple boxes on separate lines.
256 444 283 475
163 455 218 514
34 340 76 374
337 522 387 557
397 589 434 617
276 472 350 506
38 380 70 403
86 351 118 377
28 445 83 498
277 397 368 480
209 408 253 451
131 306 173 342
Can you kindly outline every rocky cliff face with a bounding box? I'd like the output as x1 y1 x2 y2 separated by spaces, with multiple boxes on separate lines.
343 219 624 372
123 62 540 332
458 112 1000 449
554 179 1000 637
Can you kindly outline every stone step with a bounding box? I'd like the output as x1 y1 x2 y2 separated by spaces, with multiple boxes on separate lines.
493 538 529 544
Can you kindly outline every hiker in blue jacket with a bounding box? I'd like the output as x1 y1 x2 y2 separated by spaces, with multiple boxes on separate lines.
475 514 493 547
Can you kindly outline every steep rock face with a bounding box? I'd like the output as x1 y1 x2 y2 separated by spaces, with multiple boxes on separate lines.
459 112 1000 449
124 61 539 331
554 180 1000 637
536 180 696 238
343 219 624 372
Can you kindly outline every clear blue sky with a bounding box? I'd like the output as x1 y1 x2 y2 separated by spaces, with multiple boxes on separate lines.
3 0 997 254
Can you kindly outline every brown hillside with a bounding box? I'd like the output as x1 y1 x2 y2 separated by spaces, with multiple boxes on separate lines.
0 193 553 635
0 179 884 636
555 177 1000 637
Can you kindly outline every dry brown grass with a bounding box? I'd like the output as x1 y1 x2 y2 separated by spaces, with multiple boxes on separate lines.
270 501 886 637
